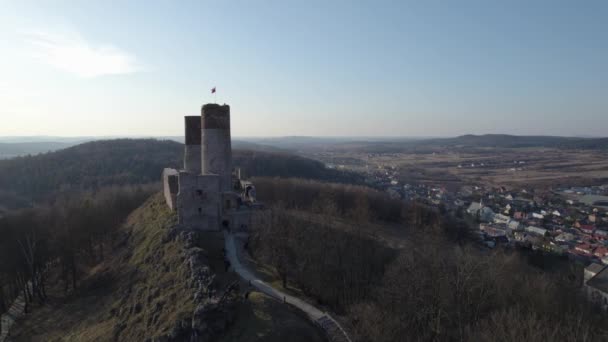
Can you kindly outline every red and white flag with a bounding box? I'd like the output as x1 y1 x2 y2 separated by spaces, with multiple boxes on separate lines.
211 87 216 94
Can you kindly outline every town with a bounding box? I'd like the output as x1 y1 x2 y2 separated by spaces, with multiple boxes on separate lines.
364 162 608 264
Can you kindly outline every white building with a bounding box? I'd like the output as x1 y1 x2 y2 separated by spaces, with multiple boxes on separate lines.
493 213 510 224
532 212 545 220
584 263 608 311
467 202 482 215
525 226 547 236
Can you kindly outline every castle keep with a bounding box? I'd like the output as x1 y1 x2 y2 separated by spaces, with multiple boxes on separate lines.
162 103 261 232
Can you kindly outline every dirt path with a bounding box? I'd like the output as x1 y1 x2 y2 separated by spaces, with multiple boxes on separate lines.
224 231 352 342
0 294 26 342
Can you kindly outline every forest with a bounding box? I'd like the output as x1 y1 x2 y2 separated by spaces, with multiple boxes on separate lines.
250 178 608 342
0 185 155 326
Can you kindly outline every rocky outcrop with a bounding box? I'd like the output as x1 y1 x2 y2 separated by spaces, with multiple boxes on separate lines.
151 228 238 342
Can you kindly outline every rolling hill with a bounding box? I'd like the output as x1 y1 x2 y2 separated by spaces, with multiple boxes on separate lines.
0 142 75 159
0 139 362 211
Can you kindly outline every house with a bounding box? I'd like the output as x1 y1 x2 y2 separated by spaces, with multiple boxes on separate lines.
594 230 608 240
594 247 608 259
467 202 482 215
525 226 547 237
479 207 496 222
482 225 508 237
508 220 521 231
513 232 541 245
575 244 594 256
514 211 525 220
540 242 568 255
494 213 510 224
532 212 545 220
580 225 596 235
552 210 562 217
584 264 608 311
555 232 574 243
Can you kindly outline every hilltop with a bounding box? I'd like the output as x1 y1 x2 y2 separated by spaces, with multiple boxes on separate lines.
9 193 325 341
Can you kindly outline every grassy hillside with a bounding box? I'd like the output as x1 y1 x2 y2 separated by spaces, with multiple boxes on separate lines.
10 193 195 341
0 139 361 210
9 193 325 342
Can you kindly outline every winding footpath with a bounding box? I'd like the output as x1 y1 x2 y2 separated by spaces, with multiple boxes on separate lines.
224 231 352 342
0 294 26 342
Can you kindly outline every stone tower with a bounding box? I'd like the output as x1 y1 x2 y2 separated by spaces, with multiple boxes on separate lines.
201 104 232 191
163 103 263 232
183 116 202 174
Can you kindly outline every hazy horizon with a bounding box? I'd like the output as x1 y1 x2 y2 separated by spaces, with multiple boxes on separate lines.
0 133 607 145
2 1 607 137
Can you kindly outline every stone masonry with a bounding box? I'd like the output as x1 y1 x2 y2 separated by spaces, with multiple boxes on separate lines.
162 103 263 232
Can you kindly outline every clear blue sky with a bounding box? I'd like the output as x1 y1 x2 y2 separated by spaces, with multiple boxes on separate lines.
0 0 606 137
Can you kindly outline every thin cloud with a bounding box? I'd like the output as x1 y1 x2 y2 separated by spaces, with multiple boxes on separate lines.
23 29 145 77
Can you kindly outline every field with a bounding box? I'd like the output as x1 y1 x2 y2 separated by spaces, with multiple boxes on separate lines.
306 147 608 189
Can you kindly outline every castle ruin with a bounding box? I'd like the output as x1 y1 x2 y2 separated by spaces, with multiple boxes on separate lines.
162 103 262 232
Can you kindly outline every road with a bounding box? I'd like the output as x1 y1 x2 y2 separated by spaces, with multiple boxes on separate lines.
224 231 352 342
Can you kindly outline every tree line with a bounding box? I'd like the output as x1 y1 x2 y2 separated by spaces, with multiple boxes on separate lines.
0 185 155 318
249 177 445 313
251 177 433 224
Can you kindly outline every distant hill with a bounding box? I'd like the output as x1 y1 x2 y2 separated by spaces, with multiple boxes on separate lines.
0 137 290 159
0 138 361 210
229 135 608 153
0 141 75 159
294 134 608 153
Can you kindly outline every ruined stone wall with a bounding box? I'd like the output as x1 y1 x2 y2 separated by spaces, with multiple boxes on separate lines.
176 172 222 231
162 168 179 210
